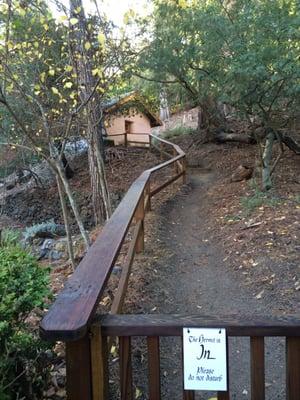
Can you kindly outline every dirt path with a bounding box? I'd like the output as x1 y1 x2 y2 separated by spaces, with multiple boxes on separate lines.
125 169 286 400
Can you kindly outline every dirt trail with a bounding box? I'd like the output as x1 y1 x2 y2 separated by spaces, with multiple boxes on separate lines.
126 169 286 400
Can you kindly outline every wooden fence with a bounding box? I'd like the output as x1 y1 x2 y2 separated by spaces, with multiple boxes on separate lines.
40 134 300 400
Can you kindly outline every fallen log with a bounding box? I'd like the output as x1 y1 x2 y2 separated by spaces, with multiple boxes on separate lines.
215 130 256 144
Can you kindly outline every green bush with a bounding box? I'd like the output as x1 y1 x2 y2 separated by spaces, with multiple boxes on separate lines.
0 243 50 399
163 126 196 139
1 229 21 247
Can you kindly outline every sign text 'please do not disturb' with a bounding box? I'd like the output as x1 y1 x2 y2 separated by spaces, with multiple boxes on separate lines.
183 327 227 391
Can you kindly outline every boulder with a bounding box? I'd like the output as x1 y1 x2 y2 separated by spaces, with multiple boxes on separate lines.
231 165 253 182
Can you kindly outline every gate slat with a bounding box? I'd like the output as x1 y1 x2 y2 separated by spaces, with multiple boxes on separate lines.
183 390 195 400
251 336 265 400
90 325 108 400
218 391 230 399
120 336 132 400
286 337 300 400
147 336 161 400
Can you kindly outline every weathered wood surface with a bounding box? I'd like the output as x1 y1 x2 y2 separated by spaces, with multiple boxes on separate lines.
218 391 230 400
90 325 108 400
120 336 133 400
97 314 300 337
286 337 300 400
110 221 142 315
183 391 195 400
66 335 92 400
250 336 265 400
147 336 161 400
40 172 149 341
40 134 185 342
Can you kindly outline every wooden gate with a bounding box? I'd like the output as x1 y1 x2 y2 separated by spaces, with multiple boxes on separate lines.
40 134 300 400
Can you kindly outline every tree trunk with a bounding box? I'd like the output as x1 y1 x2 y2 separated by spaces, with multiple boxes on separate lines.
56 175 76 269
262 130 275 190
56 162 91 248
69 0 111 225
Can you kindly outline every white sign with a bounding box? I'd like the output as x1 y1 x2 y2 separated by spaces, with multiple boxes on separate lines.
183 327 227 391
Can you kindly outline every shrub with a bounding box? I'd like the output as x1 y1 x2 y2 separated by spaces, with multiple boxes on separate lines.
163 126 196 139
1 229 21 246
23 219 65 243
241 188 281 215
0 243 50 399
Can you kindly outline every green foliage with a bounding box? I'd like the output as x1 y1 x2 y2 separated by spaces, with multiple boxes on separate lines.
0 243 50 399
23 219 65 243
163 126 196 139
1 229 21 246
136 0 300 127
241 186 281 215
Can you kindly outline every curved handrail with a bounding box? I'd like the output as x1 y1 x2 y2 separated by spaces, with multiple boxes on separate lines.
40 134 185 341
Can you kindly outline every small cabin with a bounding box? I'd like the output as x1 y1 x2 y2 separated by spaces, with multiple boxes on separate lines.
104 92 162 146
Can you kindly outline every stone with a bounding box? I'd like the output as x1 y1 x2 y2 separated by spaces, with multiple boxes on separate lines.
231 165 253 182
49 250 63 261
112 265 122 275
54 241 67 253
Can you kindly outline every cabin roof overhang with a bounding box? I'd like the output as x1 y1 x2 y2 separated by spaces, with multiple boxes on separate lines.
103 92 163 128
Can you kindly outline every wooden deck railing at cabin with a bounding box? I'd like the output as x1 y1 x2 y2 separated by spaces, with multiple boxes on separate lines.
40 133 300 400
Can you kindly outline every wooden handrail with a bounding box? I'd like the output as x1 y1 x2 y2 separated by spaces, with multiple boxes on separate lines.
97 314 300 337
40 134 185 342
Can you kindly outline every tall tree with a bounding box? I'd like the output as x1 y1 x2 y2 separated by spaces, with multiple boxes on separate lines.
68 0 111 224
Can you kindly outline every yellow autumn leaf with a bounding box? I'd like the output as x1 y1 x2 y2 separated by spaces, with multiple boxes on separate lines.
65 65 73 72
64 82 73 89
84 41 91 51
97 33 106 46
59 15 68 22
51 87 59 95
49 69 55 76
70 18 78 25
135 387 142 398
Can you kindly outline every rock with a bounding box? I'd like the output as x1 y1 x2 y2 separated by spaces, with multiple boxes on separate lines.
230 165 253 182
112 265 122 275
55 241 67 253
41 238 55 249
49 250 63 261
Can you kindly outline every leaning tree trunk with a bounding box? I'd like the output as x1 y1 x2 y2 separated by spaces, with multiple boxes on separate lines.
56 161 91 248
69 0 111 225
262 129 275 191
56 175 76 269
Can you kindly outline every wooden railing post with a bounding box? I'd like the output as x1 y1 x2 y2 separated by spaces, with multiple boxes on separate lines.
66 334 93 400
135 193 145 253
90 325 109 400
251 337 265 400
286 337 300 400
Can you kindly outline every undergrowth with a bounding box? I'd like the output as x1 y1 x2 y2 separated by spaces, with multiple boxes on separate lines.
163 125 196 139
0 232 51 399
241 181 281 215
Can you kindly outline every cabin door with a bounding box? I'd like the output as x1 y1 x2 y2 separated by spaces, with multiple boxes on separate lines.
125 120 133 146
